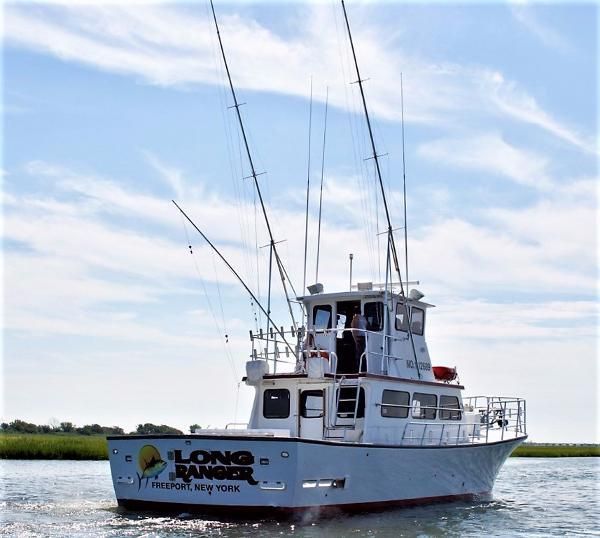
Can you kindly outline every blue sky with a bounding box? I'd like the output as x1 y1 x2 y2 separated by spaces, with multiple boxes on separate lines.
2 1 597 442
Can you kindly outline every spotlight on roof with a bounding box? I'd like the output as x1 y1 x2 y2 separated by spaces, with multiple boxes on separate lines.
307 283 324 295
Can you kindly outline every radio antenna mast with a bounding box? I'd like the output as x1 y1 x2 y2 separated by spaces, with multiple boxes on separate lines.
315 87 329 284
302 78 313 294
209 1 298 361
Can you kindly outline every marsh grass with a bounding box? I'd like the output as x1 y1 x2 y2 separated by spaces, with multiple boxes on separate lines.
1 433 598 460
0 433 108 460
511 444 600 457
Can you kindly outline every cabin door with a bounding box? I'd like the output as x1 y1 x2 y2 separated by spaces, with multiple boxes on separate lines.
298 389 324 440
335 300 361 373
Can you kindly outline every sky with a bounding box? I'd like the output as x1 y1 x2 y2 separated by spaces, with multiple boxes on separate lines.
1 1 597 443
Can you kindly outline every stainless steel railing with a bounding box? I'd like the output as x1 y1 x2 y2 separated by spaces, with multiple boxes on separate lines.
463 396 527 442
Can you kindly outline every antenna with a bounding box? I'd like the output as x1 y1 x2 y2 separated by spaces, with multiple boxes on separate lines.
349 253 354 291
209 0 298 359
401 73 409 291
302 77 313 294
315 86 329 284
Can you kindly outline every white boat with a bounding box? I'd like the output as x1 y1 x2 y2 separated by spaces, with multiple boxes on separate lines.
107 0 527 517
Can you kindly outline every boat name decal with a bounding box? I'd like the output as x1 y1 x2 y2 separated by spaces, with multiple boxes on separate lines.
172 449 258 486
406 359 431 371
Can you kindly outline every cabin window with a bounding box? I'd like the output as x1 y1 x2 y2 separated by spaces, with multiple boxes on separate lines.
381 389 409 418
395 303 409 331
300 390 324 419
263 389 290 419
336 387 365 419
412 392 437 420
395 304 425 335
440 395 462 420
364 302 384 332
313 305 332 331
411 307 425 335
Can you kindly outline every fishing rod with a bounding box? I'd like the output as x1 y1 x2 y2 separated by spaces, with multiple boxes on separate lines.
173 200 295 356
340 0 421 378
209 0 298 357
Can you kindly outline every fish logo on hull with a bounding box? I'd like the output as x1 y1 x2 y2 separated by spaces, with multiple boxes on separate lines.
137 444 167 490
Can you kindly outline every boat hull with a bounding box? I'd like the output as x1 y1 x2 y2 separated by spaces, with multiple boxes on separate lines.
108 434 525 516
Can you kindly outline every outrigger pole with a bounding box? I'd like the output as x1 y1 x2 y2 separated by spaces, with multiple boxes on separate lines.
209 0 298 364
341 0 404 297
173 200 295 356
341 0 421 378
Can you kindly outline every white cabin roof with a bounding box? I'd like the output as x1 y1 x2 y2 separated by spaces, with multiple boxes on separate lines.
297 289 435 308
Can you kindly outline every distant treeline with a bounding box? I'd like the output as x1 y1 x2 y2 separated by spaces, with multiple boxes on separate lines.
0 419 187 436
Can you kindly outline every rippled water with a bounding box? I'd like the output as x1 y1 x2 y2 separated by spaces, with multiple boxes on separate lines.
1 458 598 537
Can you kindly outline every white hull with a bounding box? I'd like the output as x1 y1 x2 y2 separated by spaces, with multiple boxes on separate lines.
108 434 525 516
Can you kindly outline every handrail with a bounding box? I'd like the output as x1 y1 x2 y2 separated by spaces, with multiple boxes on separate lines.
304 326 410 375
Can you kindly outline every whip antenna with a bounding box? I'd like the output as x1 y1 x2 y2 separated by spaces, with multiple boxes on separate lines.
315 86 329 283
401 73 409 290
302 77 313 293
209 0 298 364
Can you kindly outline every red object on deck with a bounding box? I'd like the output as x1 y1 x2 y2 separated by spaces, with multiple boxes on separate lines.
432 366 457 382
309 350 329 360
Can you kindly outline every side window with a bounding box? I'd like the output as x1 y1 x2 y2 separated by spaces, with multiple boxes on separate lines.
411 307 425 336
300 390 324 418
395 303 409 332
440 395 462 420
395 304 425 335
263 389 290 419
313 305 332 331
364 302 383 332
336 387 365 419
412 393 437 420
381 389 409 418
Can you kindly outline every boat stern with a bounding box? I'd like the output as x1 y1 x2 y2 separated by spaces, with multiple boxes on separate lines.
107 433 298 513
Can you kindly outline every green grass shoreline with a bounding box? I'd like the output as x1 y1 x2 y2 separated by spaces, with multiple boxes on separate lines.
1 434 598 460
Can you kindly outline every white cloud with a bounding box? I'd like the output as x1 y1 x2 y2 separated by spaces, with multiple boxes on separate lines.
483 72 597 155
142 150 185 200
3 3 594 154
511 4 573 54
418 133 553 189
5 158 597 342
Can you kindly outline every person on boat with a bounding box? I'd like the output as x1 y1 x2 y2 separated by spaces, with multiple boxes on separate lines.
351 307 367 372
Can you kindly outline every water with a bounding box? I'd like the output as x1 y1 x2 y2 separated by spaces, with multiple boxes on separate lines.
1 458 598 537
